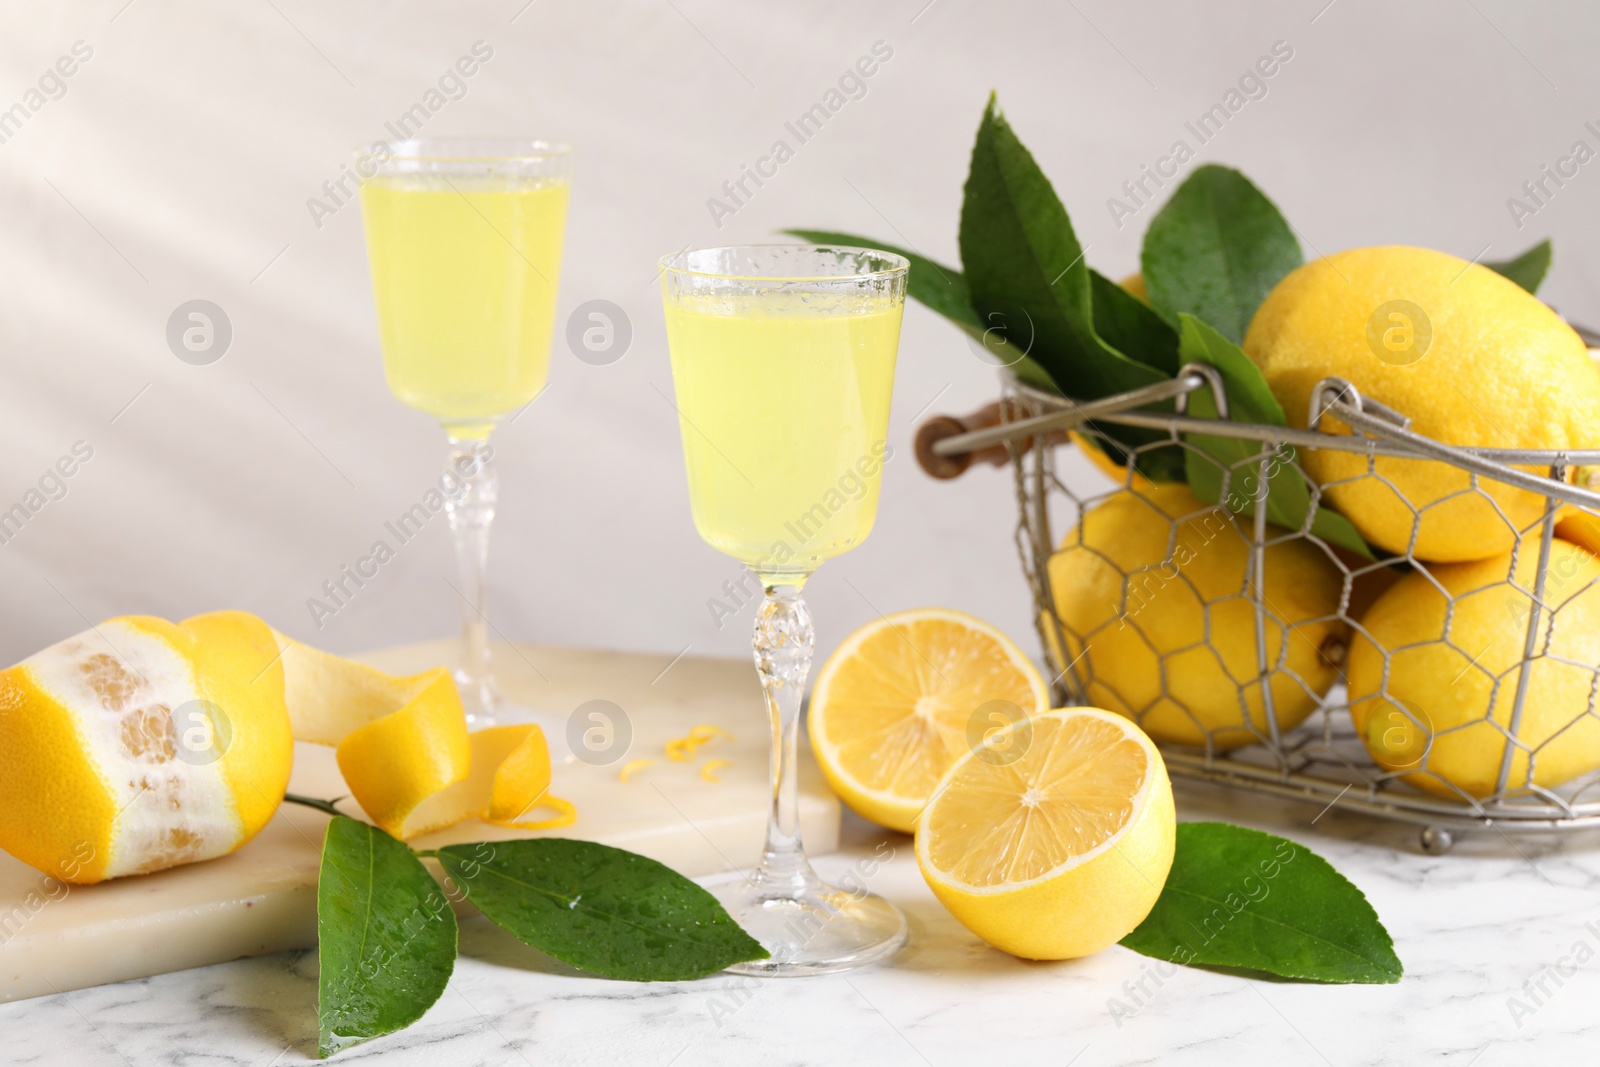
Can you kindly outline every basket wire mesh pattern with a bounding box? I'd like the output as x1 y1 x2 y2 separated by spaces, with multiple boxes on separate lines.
941 366 1600 851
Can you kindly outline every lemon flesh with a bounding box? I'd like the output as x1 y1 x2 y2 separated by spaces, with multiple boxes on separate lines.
808 608 1049 833
1244 245 1600 563
916 708 1175 960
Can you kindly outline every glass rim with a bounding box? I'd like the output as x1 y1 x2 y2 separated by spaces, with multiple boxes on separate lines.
658 244 911 283
353 136 572 164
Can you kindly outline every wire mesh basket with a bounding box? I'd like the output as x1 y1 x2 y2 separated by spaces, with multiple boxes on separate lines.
916 363 1600 852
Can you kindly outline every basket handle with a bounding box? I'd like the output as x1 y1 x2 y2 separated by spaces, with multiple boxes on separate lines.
915 367 1226 480
914 400 1050 479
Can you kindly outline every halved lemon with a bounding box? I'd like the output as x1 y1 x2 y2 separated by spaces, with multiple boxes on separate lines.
808 608 1049 833
915 707 1175 959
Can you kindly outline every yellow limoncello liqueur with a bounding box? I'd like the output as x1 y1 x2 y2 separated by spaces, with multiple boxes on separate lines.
664 293 902 581
360 176 569 435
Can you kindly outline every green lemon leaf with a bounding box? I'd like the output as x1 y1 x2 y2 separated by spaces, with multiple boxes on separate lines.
438 839 768 981
317 817 457 1059
1485 239 1552 294
1089 268 1180 375
1178 315 1372 558
781 227 1056 392
958 93 1183 480
1121 822 1402 984
1141 165 1302 343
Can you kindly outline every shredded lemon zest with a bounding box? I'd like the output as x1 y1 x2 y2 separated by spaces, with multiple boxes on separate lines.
618 758 654 783
700 759 731 783
665 723 735 762
490 794 577 831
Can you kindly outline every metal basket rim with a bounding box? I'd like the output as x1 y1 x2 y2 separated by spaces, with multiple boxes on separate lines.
1005 375 1600 468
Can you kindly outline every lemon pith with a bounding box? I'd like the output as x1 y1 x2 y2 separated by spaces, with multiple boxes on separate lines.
807 608 1049 833
916 707 1175 959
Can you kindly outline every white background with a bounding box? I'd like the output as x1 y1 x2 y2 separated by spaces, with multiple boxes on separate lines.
2 0 1596 672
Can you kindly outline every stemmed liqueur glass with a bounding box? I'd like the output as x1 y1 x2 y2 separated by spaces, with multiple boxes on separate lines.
357 137 571 726
660 245 910 975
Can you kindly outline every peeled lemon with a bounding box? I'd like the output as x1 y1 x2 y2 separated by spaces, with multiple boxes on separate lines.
0 611 293 883
0 611 566 884
807 608 1049 833
915 707 1174 959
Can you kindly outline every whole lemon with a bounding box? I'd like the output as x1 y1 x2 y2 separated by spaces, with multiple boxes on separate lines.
1045 483 1348 750
1555 508 1600 557
1347 535 1600 799
1243 246 1600 563
1067 430 1153 490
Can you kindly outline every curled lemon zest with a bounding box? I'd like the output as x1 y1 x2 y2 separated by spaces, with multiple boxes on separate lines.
490 794 577 831
619 758 654 783
700 759 731 783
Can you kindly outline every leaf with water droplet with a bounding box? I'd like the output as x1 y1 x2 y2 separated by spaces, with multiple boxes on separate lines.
1120 822 1401 983
317 817 456 1058
437 838 767 981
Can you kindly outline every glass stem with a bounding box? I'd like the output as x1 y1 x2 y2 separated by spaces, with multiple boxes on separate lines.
751 583 816 889
443 435 498 715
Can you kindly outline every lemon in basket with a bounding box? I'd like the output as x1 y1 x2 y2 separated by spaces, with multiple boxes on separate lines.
1045 483 1347 750
807 608 1049 832
1243 245 1600 563
916 707 1174 959
1347 534 1600 799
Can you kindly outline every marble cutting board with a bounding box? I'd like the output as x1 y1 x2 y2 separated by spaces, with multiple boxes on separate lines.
0 640 839 1002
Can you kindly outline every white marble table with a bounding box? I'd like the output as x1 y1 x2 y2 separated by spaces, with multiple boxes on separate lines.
4 776 1597 1067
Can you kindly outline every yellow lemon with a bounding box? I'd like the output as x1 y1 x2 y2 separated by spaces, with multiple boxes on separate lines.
1347 535 1600 799
1555 508 1600 557
1243 246 1600 562
808 608 1049 833
1068 430 1154 490
1046 483 1347 750
916 707 1174 960
0 611 293 883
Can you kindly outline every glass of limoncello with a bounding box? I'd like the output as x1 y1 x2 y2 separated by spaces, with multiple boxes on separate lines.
660 245 910 975
357 137 571 726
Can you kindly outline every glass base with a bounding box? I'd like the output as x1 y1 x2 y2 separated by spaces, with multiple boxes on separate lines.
705 867 907 977
453 671 569 756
